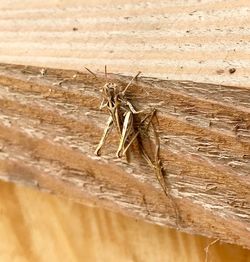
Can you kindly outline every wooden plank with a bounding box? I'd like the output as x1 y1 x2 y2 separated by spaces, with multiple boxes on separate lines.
0 180 249 262
0 63 249 248
0 0 249 87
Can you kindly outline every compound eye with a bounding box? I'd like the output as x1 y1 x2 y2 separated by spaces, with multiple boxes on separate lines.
110 83 115 89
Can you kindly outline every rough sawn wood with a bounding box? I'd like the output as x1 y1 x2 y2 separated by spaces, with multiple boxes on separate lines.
0 63 249 248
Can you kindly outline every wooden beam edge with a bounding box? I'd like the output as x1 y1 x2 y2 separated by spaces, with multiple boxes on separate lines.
0 63 249 249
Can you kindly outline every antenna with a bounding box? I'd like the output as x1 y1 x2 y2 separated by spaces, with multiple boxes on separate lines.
105 65 107 82
122 71 141 95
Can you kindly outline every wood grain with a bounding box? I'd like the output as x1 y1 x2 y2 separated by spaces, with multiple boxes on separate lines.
1 180 250 262
0 0 250 87
0 63 249 248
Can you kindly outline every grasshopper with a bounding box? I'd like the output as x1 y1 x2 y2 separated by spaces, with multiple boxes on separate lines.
86 66 145 159
85 67 180 225
85 66 162 167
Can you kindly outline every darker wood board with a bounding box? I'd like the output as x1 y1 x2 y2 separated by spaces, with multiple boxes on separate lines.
0 63 249 248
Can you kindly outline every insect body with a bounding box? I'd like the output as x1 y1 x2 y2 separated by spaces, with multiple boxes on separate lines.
85 66 180 226
95 70 141 159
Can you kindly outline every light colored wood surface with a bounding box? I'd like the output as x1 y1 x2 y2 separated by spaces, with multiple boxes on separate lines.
0 0 250 87
0 63 249 248
0 180 249 262
0 0 249 254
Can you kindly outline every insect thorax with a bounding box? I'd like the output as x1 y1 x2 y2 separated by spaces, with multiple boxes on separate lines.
102 82 124 100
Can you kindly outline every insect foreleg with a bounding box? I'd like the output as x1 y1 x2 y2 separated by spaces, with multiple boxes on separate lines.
100 98 108 109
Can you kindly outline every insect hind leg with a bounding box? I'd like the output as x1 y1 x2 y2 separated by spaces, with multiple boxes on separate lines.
95 116 113 156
